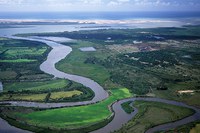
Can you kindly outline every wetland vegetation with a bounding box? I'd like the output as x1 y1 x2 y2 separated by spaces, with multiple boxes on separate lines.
0 88 131 132
0 37 52 81
1 25 200 132
116 101 195 133
0 38 94 103
43 26 200 102
121 101 134 114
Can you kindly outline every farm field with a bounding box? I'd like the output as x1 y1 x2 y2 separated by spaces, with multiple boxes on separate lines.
1 1 200 132
0 88 194 133
0 37 52 81
21 27 199 132
0 38 94 103
0 93 47 101
50 90 83 100
0 59 37 63
3 88 131 130
0 26 200 133
0 78 93 102
0 90 83 102
3 79 70 92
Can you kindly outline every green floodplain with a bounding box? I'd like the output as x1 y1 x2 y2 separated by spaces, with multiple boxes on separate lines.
1 25 200 132
12 88 131 129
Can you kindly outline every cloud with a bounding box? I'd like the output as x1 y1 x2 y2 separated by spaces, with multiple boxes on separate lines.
117 0 129 2
80 0 102 5
132 0 171 6
107 1 119 6
0 0 200 12
107 0 129 6
0 0 23 5
88 0 102 5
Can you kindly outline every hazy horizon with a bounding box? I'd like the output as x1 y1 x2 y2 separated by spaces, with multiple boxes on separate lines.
1 11 200 20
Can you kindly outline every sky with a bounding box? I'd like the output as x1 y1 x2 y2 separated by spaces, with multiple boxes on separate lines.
0 0 200 12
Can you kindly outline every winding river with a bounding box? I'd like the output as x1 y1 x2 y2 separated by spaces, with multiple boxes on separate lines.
0 36 200 133
1 36 109 108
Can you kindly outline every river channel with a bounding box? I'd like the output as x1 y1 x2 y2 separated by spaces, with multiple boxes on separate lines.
0 28 200 133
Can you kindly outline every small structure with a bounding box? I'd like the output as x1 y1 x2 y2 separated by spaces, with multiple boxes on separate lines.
79 47 96 52
177 90 195 95
133 40 142 44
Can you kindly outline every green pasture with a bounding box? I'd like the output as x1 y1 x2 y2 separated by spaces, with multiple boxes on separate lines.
0 93 47 101
0 59 37 63
4 79 69 92
0 38 51 81
16 88 132 129
3 47 47 58
56 41 115 89
0 90 83 102
50 90 83 100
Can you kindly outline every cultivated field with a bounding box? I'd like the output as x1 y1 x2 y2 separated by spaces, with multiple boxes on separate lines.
1 26 200 132
3 88 131 131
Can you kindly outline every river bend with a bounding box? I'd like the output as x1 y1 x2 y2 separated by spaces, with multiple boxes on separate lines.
0 36 200 133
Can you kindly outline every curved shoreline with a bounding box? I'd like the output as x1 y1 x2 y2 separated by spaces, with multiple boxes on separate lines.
0 36 109 108
0 36 200 133
0 36 108 133
92 97 200 133
0 117 31 133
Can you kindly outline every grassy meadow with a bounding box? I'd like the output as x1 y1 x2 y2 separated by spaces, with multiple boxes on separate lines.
0 26 200 132
0 78 94 102
50 90 82 100
0 59 37 63
0 93 47 101
0 37 95 103
56 41 116 89
3 79 69 92
13 88 131 129
0 37 52 81
0 90 82 102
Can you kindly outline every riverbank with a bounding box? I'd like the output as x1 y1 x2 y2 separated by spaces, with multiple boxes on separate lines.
0 35 199 133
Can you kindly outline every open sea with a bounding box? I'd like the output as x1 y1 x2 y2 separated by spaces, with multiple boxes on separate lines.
0 11 200 36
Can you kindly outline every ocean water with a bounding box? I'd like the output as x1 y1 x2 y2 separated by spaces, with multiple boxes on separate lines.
1 11 200 20
0 11 200 36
